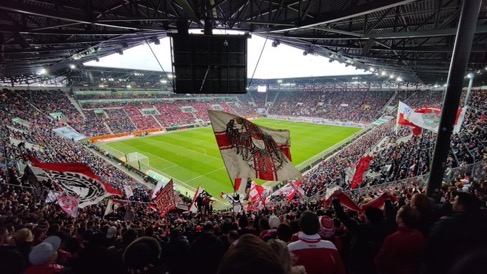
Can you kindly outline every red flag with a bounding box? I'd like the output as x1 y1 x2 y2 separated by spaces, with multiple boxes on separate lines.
287 180 305 200
57 195 80 218
323 191 362 212
248 182 266 211
361 192 398 210
153 179 175 217
208 110 302 182
26 155 122 208
350 156 374 189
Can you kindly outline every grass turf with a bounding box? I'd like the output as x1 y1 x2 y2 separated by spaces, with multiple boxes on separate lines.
101 119 361 197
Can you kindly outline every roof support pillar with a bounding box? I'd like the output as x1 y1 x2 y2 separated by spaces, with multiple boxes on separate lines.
426 0 482 201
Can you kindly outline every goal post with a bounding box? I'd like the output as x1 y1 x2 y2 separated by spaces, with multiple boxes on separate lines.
125 152 149 170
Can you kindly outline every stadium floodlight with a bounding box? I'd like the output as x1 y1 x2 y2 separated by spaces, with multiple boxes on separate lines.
39 68 47 75
126 85 131 89
381 71 387 76
396 77 402 82
389 74 395 79
467 72 474 79
369 67 375 72
69 64 76 69
160 79 167 84
277 79 282 83
434 84 439 88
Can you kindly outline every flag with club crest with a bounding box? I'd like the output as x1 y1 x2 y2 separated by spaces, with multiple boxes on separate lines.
26 155 122 208
208 110 302 184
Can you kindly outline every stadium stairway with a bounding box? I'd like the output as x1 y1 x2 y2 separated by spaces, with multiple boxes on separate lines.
104 121 114 135
381 90 398 114
65 91 86 119
152 115 163 128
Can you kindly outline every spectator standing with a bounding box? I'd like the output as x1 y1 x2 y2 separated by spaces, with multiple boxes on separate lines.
421 192 487 274
288 211 346 274
375 205 426 274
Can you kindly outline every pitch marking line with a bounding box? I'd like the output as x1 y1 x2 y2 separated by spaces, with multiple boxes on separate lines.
140 151 178 170
183 166 227 184
145 139 222 161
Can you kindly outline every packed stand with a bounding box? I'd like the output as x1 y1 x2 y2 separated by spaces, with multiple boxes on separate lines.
0 165 486 274
104 109 137 134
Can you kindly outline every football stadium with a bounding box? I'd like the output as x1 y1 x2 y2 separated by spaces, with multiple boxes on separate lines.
0 1 486 274
99 119 362 198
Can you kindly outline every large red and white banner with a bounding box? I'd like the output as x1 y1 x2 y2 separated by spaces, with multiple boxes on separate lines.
26 155 122 208
153 179 175 217
396 101 466 135
208 110 302 182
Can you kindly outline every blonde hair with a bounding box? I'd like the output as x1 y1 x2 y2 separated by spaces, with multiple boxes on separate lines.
268 239 307 274
268 239 293 272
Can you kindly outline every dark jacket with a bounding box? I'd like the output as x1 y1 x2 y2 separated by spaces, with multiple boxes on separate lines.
333 199 394 274
420 212 487 274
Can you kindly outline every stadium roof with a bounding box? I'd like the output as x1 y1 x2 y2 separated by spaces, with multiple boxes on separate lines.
1 0 486 84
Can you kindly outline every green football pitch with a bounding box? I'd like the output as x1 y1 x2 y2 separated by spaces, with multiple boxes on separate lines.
100 119 362 197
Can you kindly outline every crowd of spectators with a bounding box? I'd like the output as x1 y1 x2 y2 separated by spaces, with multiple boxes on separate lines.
270 90 394 123
0 169 486 274
0 87 486 274
301 89 487 196
104 109 138 134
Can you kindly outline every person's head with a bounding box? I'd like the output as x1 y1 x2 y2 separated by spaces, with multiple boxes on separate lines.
299 211 320 235
13 228 33 245
452 192 481 213
267 239 293 273
396 205 420 228
318 216 336 238
268 215 280 229
123 236 162 274
276 223 293 243
218 234 284 274
364 207 384 224
106 226 117 239
189 231 224 274
227 230 239 245
259 218 270 231
411 193 432 213
238 215 248 229
28 236 61 266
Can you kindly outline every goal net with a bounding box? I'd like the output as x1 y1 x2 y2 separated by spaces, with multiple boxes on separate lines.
126 152 149 170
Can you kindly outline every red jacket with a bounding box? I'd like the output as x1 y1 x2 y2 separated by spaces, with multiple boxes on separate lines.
288 233 346 274
374 227 426 274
